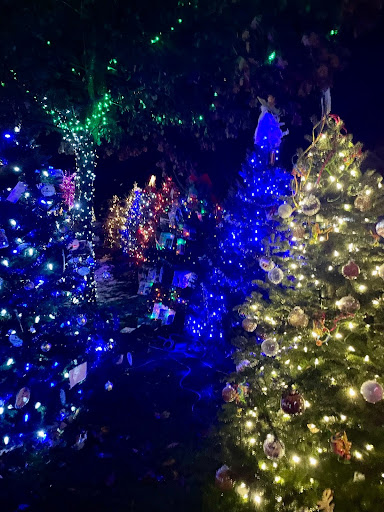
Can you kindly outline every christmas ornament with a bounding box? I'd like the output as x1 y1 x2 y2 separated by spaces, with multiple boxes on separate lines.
301 194 321 216
337 295 360 315
77 266 90 276
68 239 80 251
354 193 372 212
242 318 257 332
259 257 275 272
261 338 279 357
76 314 87 326
40 342 52 352
342 260 360 280
360 380 383 403
236 360 250 372
236 383 249 403
268 267 284 284
330 431 351 460
291 224 305 239
378 264 384 279
263 434 285 459
281 389 305 415
105 381 114 391
24 281 35 290
0 229 9 248
278 203 293 219
222 384 237 403
40 184 56 197
288 307 309 328
235 482 250 499
15 387 31 409
9 334 23 347
376 219 384 237
317 489 335 512
215 465 234 491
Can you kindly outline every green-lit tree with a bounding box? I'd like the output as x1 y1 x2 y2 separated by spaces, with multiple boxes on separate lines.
209 116 384 512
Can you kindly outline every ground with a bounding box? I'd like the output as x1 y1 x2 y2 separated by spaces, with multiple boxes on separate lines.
1 331 232 512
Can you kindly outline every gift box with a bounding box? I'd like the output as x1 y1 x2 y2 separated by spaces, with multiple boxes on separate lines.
157 232 174 250
172 270 197 289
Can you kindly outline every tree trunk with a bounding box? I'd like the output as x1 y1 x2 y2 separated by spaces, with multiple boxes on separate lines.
71 132 97 303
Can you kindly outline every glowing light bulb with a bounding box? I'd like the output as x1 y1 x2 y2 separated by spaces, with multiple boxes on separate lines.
292 455 301 463
348 388 356 397
309 457 318 466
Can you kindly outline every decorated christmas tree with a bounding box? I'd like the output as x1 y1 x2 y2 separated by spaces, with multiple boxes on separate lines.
210 115 384 512
0 141 120 457
184 96 291 344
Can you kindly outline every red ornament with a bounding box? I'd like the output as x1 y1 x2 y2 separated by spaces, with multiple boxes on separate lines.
281 389 304 415
342 260 360 280
222 384 237 403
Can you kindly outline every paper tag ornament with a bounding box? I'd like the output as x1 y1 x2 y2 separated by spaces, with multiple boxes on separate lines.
0 229 9 249
6 182 27 203
127 352 133 366
9 334 23 347
69 362 87 389
40 184 56 197
60 389 66 405
15 387 31 409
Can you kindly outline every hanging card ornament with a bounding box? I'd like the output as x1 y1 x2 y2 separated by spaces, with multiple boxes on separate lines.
6 182 27 203
60 389 66 405
354 193 372 212
15 387 31 409
127 352 133 366
105 381 113 391
69 362 87 389
9 334 23 347
40 184 56 197
291 224 306 239
0 277 4 289
0 229 9 249
378 263 384 279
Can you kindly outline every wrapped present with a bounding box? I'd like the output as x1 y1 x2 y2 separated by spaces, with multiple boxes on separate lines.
172 270 197 289
157 232 174 250
138 266 163 284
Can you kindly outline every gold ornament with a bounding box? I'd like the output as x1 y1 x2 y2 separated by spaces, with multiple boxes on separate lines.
288 306 309 328
242 318 257 332
317 489 335 512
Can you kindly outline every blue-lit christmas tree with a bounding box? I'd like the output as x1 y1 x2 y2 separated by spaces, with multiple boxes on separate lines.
0 134 119 458
184 96 291 344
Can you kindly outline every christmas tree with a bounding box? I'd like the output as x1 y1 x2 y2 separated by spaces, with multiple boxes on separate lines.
185 96 291 344
0 139 119 456
211 116 384 512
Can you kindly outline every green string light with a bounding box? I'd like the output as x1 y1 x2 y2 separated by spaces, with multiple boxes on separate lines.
267 51 276 63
